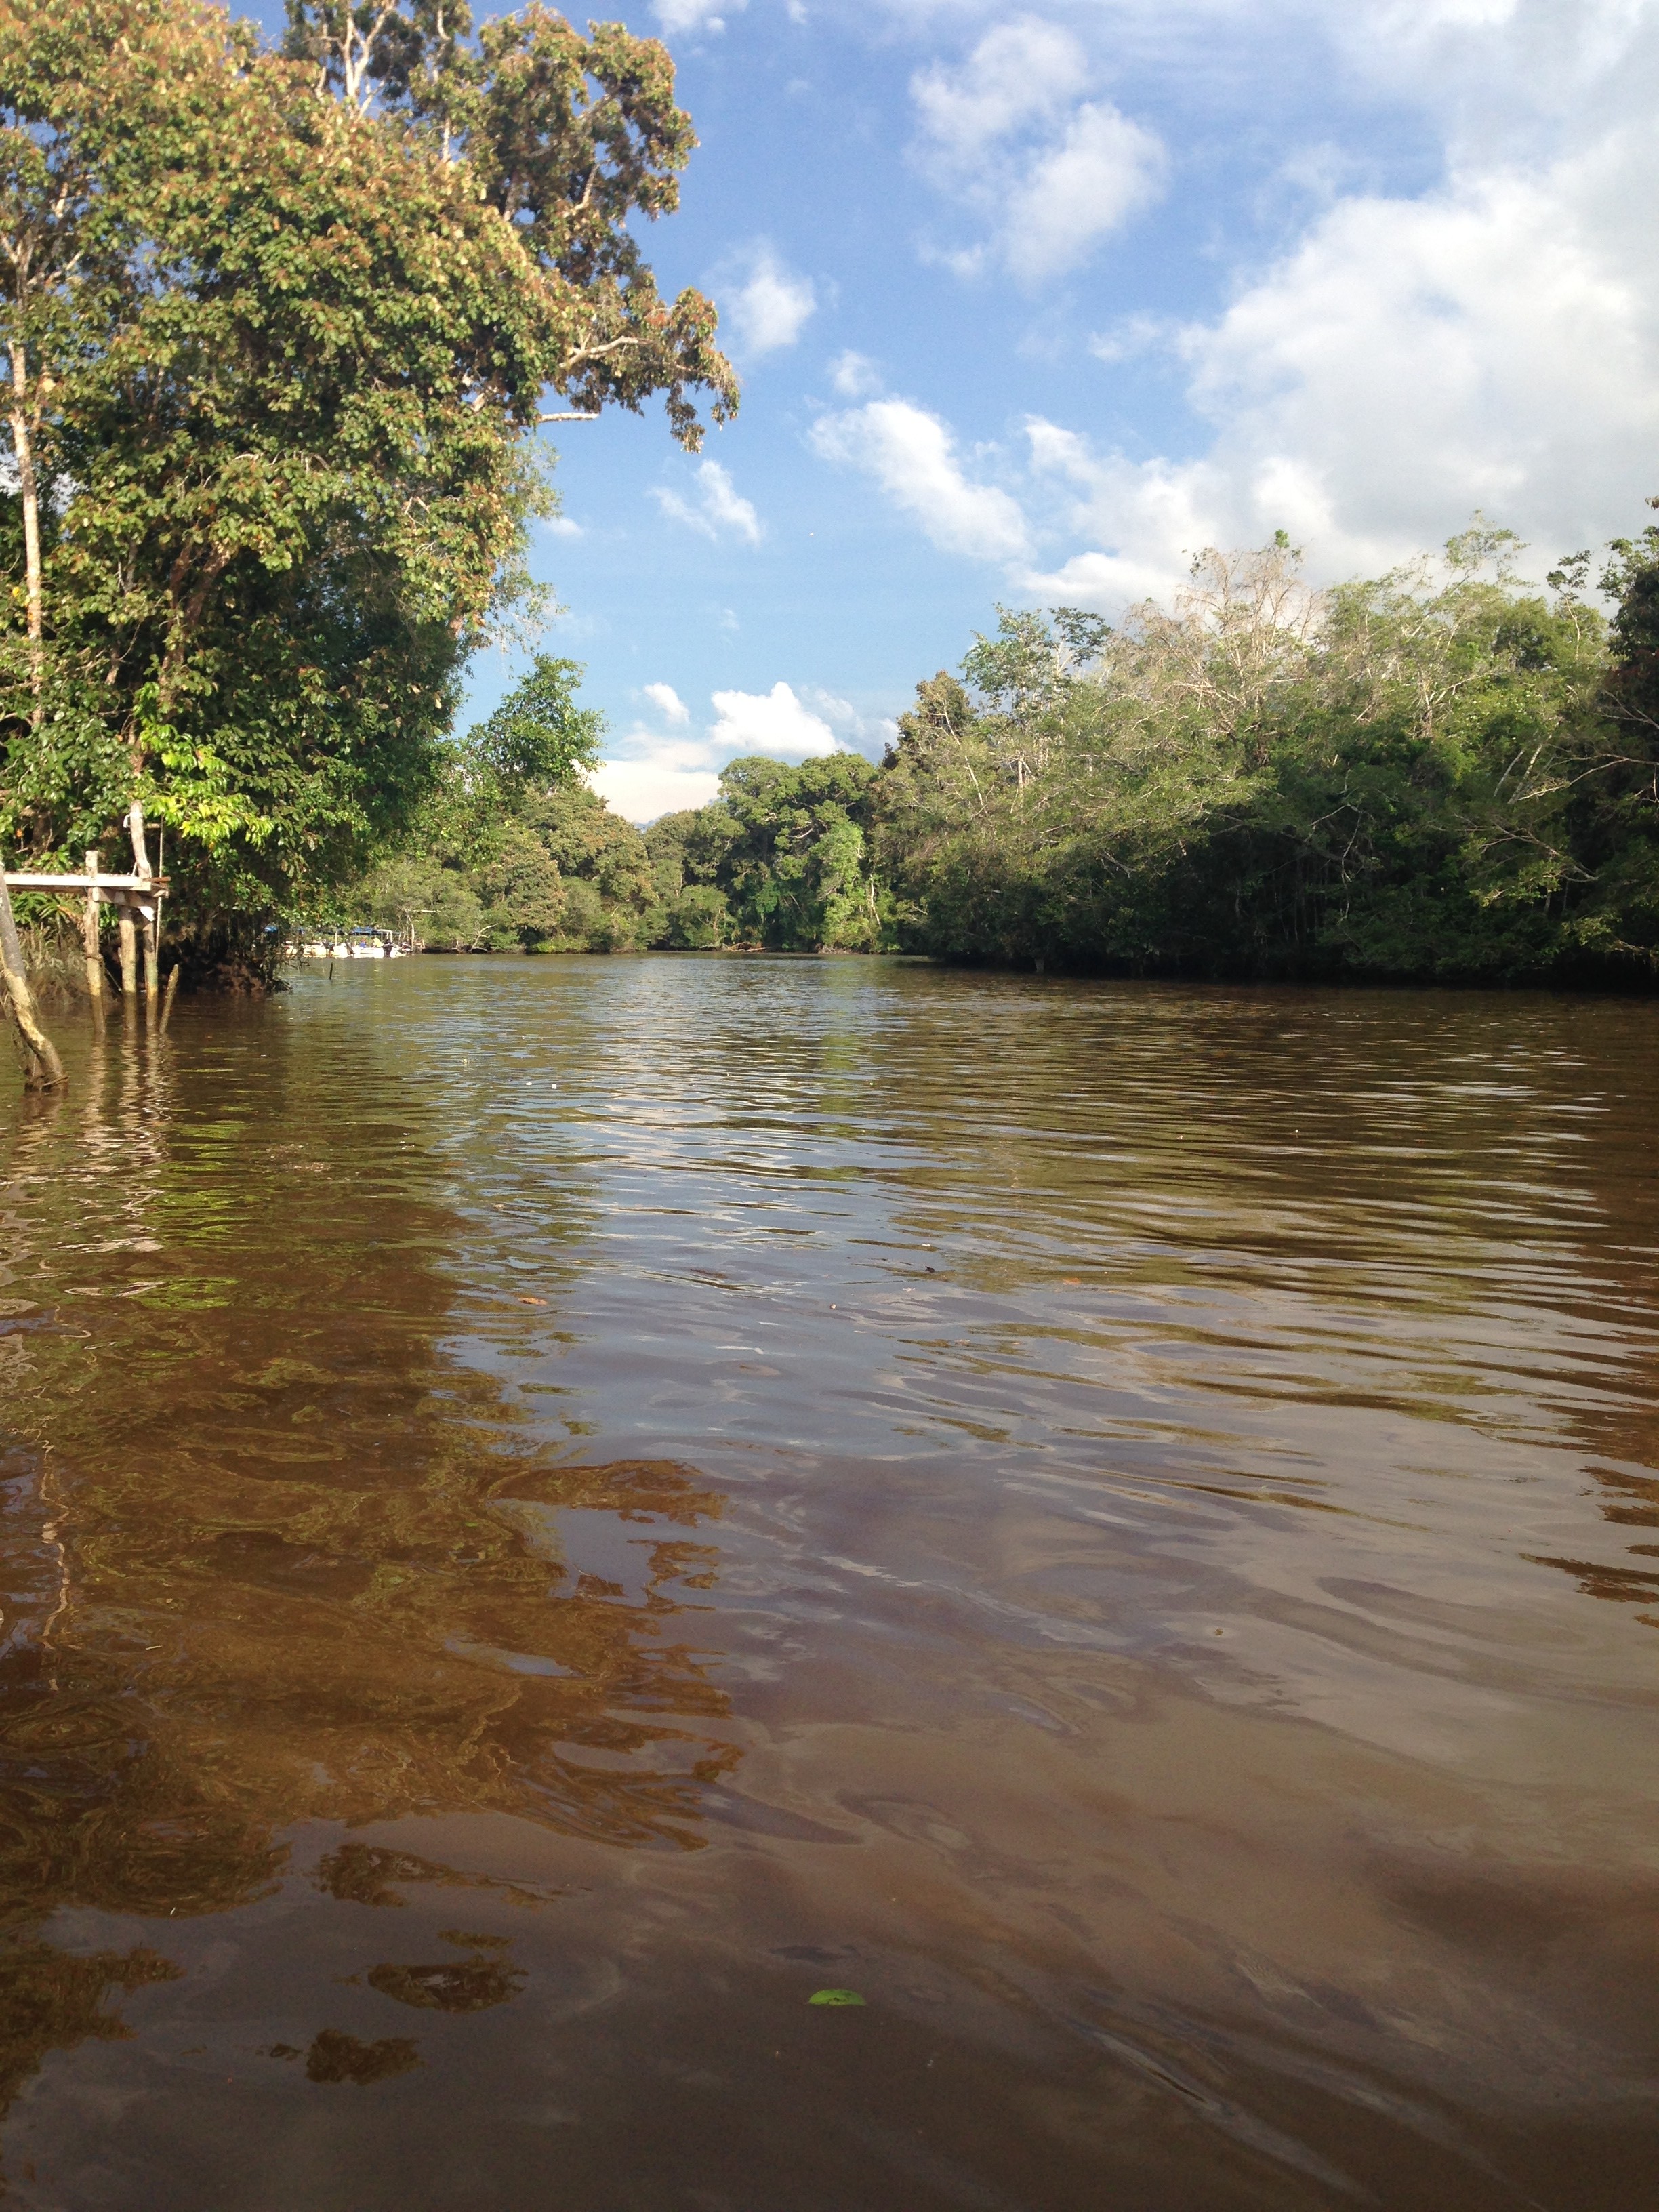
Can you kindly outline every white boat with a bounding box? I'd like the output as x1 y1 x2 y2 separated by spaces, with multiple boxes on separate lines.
291 929 408 958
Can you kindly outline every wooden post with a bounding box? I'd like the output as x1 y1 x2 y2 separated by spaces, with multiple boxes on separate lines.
83 847 105 1009
118 906 138 998
128 799 159 1006
161 964 180 1031
152 825 165 1010
0 868 66 1089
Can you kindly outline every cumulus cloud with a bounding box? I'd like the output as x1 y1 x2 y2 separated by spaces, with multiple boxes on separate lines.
800 686 900 755
806 60 1659 610
642 682 690 724
1021 113 1659 608
912 19 1165 284
912 18 1085 156
809 66 1659 611
810 398 1031 561
590 758 722 823
717 241 817 356
1001 107 1167 283
651 459 764 544
709 682 838 758
592 682 851 822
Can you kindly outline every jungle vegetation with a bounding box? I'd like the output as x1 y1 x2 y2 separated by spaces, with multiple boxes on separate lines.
374 516 1659 985
0 0 734 979
868 520 1659 983
3 4 1654 989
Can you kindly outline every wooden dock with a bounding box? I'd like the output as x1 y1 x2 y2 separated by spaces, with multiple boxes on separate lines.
4 871 169 907
1 808 175 1085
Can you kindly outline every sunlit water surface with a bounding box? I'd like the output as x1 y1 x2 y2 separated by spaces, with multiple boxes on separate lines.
0 957 1655 2210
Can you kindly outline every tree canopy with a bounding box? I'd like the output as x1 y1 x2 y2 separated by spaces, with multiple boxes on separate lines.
0 0 735 970
388 516 1645 985
863 521 1659 982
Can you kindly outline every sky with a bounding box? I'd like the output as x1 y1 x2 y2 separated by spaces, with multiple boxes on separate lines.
246 0 1659 819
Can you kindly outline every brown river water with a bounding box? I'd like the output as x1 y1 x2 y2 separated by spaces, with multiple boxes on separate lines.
0 956 1654 2211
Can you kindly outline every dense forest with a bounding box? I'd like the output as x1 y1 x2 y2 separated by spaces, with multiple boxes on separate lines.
354 517 1659 985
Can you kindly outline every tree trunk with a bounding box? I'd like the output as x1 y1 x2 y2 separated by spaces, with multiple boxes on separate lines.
7 340 43 705
0 872 65 1089
127 798 152 877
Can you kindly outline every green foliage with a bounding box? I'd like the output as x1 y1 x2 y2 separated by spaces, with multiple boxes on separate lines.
674 754 885 950
0 0 735 975
281 0 736 447
323 514 1659 987
344 659 660 951
659 882 731 947
869 523 1659 983
470 655 605 793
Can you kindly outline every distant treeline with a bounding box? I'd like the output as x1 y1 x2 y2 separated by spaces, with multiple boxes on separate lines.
354 518 1659 985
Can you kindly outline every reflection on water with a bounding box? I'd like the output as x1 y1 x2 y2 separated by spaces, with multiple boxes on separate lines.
0 960 1655 2209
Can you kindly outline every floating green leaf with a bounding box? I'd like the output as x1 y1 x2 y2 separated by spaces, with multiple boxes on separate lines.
807 1988 865 2006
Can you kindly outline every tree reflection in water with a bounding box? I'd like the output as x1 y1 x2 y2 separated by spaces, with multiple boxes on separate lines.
0 1015 736 2144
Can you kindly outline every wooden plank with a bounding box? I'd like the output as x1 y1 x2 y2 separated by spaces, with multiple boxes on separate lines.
3 872 170 893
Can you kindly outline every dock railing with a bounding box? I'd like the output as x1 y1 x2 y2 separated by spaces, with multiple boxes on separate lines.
1 802 173 1089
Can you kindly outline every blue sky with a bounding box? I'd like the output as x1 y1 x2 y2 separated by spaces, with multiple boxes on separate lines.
247 1 1659 817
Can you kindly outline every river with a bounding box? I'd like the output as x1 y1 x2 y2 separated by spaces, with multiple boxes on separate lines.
0 956 1654 2210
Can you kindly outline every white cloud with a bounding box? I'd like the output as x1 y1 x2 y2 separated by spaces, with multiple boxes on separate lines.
651 0 737 33
651 459 764 545
718 241 817 356
1003 106 1166 282
542 514 582 539
1088 311 1176 366
1019 114 1659 608
642 682 690 724
590 758 722 821
801 685 900 754
811 398 1031 561
828 349 882 398
709 682 838 758
912 19 1086 159
912 19 1165 284
593 682 852 821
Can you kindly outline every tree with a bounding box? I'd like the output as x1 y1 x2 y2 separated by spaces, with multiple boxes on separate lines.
0 0 735 975
705 754 884 951
470 654 605 793
0 68 108 703
281 0 736 443
346 657 664 953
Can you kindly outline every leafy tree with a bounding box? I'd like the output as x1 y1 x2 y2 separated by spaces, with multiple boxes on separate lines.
470 654 605 794
0 0 734 977
281 0 734 443
346 657 661 952
872 523 1659 983
702 754 884 950
658 880 731 947
643 805 737 945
